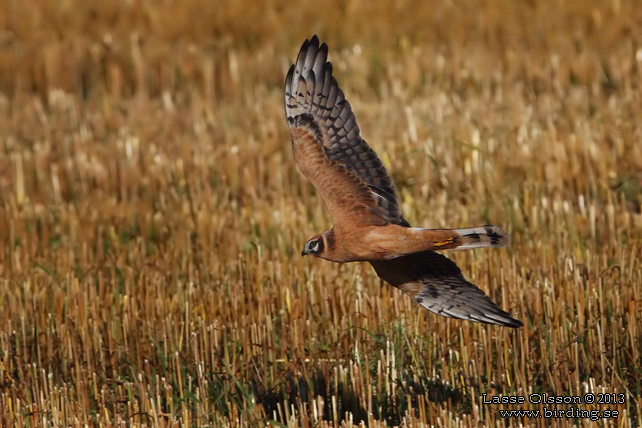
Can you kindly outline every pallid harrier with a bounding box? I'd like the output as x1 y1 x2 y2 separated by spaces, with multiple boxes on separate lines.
284 36 522 328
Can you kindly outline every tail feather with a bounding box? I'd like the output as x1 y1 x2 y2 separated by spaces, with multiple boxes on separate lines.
411 225 510 252
453 225 511 250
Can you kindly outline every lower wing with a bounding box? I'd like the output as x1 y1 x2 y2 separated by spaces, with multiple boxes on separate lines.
370 251 522 328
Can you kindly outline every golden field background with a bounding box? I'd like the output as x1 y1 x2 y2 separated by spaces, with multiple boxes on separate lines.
0 0 641 426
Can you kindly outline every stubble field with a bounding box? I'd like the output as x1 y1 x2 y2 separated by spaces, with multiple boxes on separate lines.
0 0 641 426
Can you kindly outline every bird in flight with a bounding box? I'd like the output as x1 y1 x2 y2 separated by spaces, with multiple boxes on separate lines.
284 36 522 328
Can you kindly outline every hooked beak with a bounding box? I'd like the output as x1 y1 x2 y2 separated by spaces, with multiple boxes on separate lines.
301 250 308 257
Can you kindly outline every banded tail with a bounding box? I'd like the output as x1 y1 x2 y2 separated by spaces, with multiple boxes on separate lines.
413 225 510 251
453 225 510 249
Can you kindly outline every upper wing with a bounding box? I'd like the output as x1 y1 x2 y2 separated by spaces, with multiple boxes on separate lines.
285 35 409 227
370 251 523 327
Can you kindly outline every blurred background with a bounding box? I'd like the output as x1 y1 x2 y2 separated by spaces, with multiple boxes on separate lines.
0 0 641 426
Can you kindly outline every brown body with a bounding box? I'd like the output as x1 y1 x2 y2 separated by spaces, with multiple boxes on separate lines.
315 224 461 262
285 36 521 328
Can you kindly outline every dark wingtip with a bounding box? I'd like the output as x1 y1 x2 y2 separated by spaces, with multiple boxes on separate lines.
500 316 524 328
300 35 320 56
306 35 328 57
300 36 312 53
471 312 523 328
478 309 523 328
285 64 295 85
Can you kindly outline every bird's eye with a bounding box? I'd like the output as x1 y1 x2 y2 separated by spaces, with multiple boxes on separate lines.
310 241 318 250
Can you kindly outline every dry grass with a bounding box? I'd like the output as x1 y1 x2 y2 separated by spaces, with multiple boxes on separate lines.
0 0 641 426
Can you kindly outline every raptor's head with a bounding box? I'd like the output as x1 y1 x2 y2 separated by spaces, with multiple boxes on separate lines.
301 235 324 257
